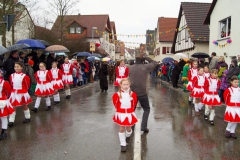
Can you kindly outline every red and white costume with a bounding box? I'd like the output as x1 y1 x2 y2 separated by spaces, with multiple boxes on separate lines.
61 63 73 85
201 77 221 106
0 79 14 117
35 70 54 96
9 72 32 107
114 66 129 86
112 89 138 126
204 72 210 79
224 87 240 122
190 75 207 98
187 68 198 91
50 68 64 90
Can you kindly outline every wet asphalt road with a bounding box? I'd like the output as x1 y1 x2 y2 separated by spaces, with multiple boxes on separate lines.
1 79 240 160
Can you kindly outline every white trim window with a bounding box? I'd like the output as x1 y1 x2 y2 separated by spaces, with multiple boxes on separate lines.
76 27 81 33
219 17 231 39
70 27 75 34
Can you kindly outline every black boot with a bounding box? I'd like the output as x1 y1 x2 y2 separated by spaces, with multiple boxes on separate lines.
8 122 14 127
23 119 30 123
31 108 38 113
46 106 51 111
65 95 71 99
0 129 7 140
54 101 60 105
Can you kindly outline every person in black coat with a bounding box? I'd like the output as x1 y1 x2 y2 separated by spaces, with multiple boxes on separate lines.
46 53 55 70
98 63 108 92
171 59 186 88
4 51 19 80
227 59 240 82
30 50 39 72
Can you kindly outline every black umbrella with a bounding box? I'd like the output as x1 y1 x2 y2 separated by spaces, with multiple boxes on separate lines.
191 52 210 58
6 43 30 52
37 39 50 47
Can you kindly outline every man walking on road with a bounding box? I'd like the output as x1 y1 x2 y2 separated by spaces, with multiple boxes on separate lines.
129 55 158 132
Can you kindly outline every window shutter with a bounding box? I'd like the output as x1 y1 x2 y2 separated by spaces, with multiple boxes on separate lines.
162 47 166 54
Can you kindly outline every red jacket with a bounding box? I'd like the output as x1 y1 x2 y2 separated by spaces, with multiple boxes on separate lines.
203 77 220 95
0 79 12 100
10 72 30 93
49 68 63 81
61 63 73 75
115 66 129 78
112 91 137 113
161 65 167 74
187 68 198 81
224 87 240 107
35 70 53 84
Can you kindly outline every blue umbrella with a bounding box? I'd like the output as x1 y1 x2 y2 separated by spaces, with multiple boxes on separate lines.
6 43 30 52
162 57 174 63
76 52 91 57
87 56 100 62
16 39 46 49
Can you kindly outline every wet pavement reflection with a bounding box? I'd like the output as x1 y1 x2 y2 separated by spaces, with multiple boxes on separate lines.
1 80 240 160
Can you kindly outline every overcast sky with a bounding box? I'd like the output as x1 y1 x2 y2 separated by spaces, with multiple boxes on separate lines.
35 0 212 47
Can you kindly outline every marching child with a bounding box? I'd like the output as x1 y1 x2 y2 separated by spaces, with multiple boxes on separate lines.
61 57 73 99
8 62 32 127
0 70 14 139
203 66 210 78
50 62 64 105
114 60 129 86
191 67 207 116
32 62 54 112
202 69 222 125
224 76 240 139
187 61 198 104
112 78 138 152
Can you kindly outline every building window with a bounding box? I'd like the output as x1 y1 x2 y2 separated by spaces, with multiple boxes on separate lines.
162 47 166 54
219 17 231 38
166 47 172 54
70 27 75 34
76 27 81 33
69 26 82 34
178 32 181 44
185 29 189 42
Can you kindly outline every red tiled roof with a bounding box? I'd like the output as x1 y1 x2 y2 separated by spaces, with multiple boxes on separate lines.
158 17 177 42
51 14 111 38
110 21 117 40
204 0 218 25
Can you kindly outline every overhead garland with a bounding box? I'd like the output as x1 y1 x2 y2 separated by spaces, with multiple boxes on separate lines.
213 39 232 48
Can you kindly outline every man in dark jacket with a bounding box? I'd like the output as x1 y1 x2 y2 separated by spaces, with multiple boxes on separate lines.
46 53 55 70
4 51 19 80
30 50 39 72
129 55 158 132
227 59 240 82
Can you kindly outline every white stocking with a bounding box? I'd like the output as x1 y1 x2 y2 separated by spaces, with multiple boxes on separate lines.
34 97 41 109
126 129 132 138
9 111 16 123
45 97 51 106
209 109 215 121
65 89 71 96
189 96 192 101
198 102 204 110
53 93 60 101
230 123 237 133
205 105 210 115
118 132 126 146
1 116 8 129
24 109 30 119
194 103 199 112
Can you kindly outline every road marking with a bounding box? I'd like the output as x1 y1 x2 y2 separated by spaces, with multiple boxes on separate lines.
134 119 141 160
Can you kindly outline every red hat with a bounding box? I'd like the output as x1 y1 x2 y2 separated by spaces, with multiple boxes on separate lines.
28 60 34 66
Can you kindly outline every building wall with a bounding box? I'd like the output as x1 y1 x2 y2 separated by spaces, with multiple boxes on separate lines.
175 11 194 52
154 42 175 62
6 9 35 46
209 0 240 65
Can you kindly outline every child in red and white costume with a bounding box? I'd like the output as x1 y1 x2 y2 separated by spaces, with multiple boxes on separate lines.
114 60 129 86
191 67 207 116
0 70 14 140
61 57 73 99
203 66 210 78
187 61 198 104
112 78 138 152
202 69 221 125
50 62 64 105
224 76 240 139
8 62 32 127
32 62 54 112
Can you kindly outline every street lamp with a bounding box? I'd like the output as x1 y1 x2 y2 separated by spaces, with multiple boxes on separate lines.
92 27 97 54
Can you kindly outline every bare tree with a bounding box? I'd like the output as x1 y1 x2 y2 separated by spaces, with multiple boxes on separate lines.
47 0 80 44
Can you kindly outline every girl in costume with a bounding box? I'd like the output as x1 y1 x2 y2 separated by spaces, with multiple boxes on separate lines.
114 60 129 86
32 62 54 112
50 62 64 105
187 61 198 104
191 67 207 116
224 76 240 139
8 62 32 127
112 78 138 152
203 66 210 78
202 69 222 125
61 57 73 99
0 70 14 139
182 62 190 92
